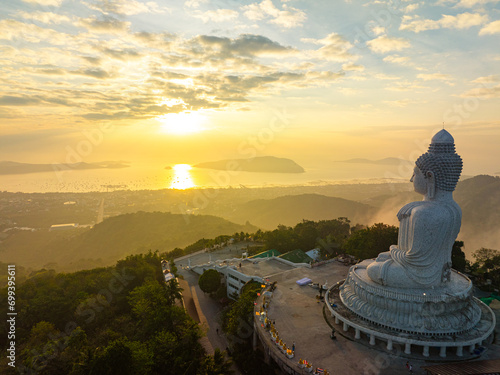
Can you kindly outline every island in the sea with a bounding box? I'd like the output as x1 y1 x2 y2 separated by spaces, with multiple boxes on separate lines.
192 156 305 173
0 161 130 175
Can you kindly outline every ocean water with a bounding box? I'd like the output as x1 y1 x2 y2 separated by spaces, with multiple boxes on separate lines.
0 162 411 193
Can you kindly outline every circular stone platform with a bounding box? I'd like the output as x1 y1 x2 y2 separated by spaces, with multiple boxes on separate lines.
327 279 496 359
339 260 482 335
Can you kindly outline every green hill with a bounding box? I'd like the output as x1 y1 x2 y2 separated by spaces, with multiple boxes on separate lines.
0 211 257 271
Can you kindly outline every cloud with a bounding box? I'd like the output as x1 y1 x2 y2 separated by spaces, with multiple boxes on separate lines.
305 33 356 62
98 47 142 61
196 34 294 58
305 70 344 82
383 54 411 65
26 66 113 79
81 56 102 65
417 73 454 82
383 99 423 107
185 0 209 8
133 31 177 49
242 0 306 28
366 35 410 53
404 3 420 12
385 80 429 91
84 0 168 16
193 9 239 23
21 0 64 5
62 68 113 79
0 19 74 45
37 67 66 75
472 75 500 83
0 21 348 124
455 0 500 7
400 12 489 32
0 95 42 106
374 73 401 80
78 16 131 33
14 11 71 24
461 84 500 98
342 63 364 71
371 26 386 36
479 20 500 35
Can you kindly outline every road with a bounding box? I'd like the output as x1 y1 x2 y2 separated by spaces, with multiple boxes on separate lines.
179 262 242 374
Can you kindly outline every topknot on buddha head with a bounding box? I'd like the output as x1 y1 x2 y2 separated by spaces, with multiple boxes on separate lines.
415 129 463 192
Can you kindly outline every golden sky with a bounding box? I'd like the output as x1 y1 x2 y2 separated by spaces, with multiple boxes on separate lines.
1 0 499 174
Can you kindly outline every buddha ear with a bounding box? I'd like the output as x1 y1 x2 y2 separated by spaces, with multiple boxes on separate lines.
426 171 435 198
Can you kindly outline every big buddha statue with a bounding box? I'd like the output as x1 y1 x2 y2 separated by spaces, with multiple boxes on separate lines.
366 129 463 288
338 129 482 335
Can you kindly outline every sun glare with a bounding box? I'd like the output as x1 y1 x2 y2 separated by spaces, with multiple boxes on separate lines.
158 112 206 135
169 164 195 189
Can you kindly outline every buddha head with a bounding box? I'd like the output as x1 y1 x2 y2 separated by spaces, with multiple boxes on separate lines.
412 129 463 198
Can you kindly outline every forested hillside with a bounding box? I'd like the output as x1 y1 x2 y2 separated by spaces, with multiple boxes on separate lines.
0 212 256 272
0 252 230 375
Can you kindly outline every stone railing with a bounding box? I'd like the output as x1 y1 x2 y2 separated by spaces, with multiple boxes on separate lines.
253 286 329 374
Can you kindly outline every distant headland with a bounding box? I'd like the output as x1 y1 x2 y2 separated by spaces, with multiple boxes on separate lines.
192 156 305 173
0 161 130 175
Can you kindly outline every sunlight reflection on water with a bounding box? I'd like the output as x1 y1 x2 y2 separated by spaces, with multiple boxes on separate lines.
169 164 195 189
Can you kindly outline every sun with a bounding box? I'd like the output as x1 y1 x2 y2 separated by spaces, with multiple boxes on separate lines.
158 112 206 135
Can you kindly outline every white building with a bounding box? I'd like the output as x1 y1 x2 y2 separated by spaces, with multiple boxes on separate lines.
49 223 79 231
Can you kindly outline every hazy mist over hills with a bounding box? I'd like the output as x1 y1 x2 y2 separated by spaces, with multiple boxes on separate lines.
224 193 374 229
0 212 256 271
361 175 500 258
193 156 305 173
0 175 498 271
0 161 129 174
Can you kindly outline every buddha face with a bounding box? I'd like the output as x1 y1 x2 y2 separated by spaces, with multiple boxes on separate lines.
410 166 427 195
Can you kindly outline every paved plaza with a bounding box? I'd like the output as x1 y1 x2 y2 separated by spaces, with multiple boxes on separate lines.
177 246 500 374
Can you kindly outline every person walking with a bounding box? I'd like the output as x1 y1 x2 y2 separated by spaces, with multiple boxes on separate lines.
406 361 413 374
330 329 336 340
292 342 295 352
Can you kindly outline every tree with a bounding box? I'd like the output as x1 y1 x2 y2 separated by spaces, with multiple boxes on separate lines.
263 225 298 252
165 278 183 305
472 248 500 272
293 220 319 251
150 325 203 375
169 259 178 276
222 282 261 338
128 279 176 336
167 247 184 259
471 248 500 290
198 269 221 294
89 339 134 375
197 349 233 375
451 241 467 273
221 282 275 375
343 223 398 260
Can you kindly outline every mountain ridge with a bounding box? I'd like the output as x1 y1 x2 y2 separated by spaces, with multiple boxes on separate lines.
0 211 257 271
